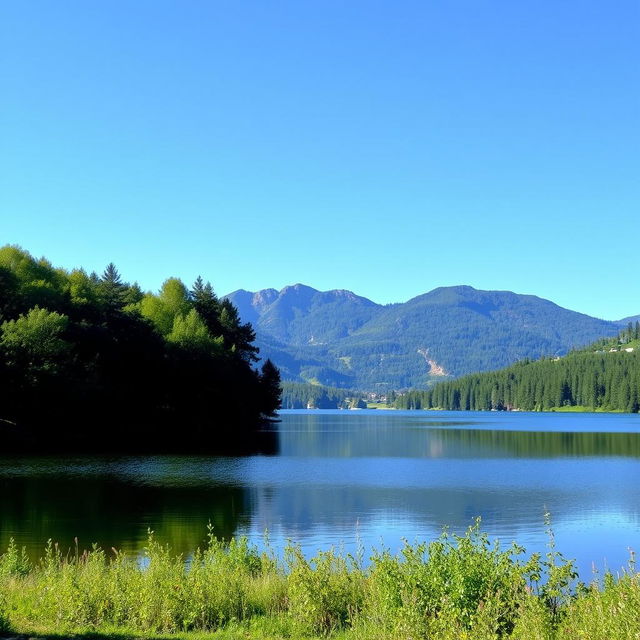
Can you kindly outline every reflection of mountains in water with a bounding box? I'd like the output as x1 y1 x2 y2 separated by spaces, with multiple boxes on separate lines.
279 424 640 459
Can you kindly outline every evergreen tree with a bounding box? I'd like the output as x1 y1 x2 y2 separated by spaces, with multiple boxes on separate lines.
259 359 282 417
219 299 260 362
99 263 127 311
190 276 223 337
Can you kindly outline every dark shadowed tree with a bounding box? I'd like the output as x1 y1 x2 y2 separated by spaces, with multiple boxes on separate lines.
259 359 282 417
219 298 260 362
0 266 20 321
190 276 223 338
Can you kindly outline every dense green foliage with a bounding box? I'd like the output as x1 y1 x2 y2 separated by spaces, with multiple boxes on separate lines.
396 325 640 412
228 284 626 391
1 523 638 639
0 245 280 452
281 382 367 409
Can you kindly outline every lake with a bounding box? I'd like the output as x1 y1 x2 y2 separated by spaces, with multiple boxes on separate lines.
1 410 639 578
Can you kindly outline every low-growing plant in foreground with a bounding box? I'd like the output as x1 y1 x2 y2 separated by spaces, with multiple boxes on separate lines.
0 521 637 639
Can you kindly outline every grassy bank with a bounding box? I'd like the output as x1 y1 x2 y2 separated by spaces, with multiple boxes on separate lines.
547 405 627 413
1 523 638 640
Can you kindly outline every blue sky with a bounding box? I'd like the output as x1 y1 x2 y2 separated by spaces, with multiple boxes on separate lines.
1 1 638 320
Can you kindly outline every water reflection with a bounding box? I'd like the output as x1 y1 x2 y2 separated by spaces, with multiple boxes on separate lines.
279 421 640 458
0 410 639 577
0 471 248 557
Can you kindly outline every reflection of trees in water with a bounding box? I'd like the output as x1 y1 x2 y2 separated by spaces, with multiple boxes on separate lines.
0 476 248 559
2 421 639 560
279 424 640 459
427 428 640 458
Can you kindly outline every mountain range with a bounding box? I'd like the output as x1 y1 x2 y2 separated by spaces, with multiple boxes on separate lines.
225 284 633 391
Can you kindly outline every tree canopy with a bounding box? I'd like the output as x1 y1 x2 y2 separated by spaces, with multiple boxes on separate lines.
0 245 280 453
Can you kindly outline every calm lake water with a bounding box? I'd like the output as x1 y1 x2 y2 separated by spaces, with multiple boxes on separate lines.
1 410 639 578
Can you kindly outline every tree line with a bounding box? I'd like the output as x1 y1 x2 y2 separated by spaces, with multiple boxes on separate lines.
0 245 281 452
395 324 640 413
281 382 367 409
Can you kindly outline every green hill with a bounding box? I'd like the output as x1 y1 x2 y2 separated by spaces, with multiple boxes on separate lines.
396 323 640 413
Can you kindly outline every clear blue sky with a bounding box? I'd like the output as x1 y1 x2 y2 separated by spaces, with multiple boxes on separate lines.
1 1 638 320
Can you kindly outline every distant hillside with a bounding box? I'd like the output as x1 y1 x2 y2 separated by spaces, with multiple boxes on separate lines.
229 284 381 345
226 284 630 391
397 322 640 412
281 381 367 410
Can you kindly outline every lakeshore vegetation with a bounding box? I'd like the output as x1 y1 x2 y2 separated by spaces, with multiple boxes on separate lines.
0 522 638 640
396 325 640 413
0 245 281 452
281 382 367 409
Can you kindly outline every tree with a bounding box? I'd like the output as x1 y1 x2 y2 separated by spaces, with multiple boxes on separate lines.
0 266 20 321
140 278 191 335
190 277 223 337
219 299 259 362
0 307 70 370
259 359 281 417
167 308 223 354
68 269 99 308
99 263 127 311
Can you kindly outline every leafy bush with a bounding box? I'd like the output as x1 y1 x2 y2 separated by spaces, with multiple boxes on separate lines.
1 524 638 639
286 545 364 634
360 520 535 638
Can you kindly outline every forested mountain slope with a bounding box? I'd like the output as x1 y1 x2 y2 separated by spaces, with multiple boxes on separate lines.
227 284 629 390
396 323 640 412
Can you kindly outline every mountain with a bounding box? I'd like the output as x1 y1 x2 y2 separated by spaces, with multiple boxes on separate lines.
225 284 628 391
229 284 381 345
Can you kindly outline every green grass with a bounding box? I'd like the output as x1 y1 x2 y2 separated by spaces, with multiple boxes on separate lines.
1 521 638 640
548 405 627 413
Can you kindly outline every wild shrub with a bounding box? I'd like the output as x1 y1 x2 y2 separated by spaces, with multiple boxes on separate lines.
510 595 554 640
360 520 533 637
286 544 364 635
1 524 639 639
531 513 578 627
557 571 640 640
0 538 31 578
180 528 267 630
0 591 10 633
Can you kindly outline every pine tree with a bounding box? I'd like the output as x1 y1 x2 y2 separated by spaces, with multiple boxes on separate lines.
259 359 281 417
99 263 127 311
219 299 259 362
190 277 223 338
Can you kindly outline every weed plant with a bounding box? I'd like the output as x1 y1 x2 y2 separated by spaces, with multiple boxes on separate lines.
0 521 638 639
